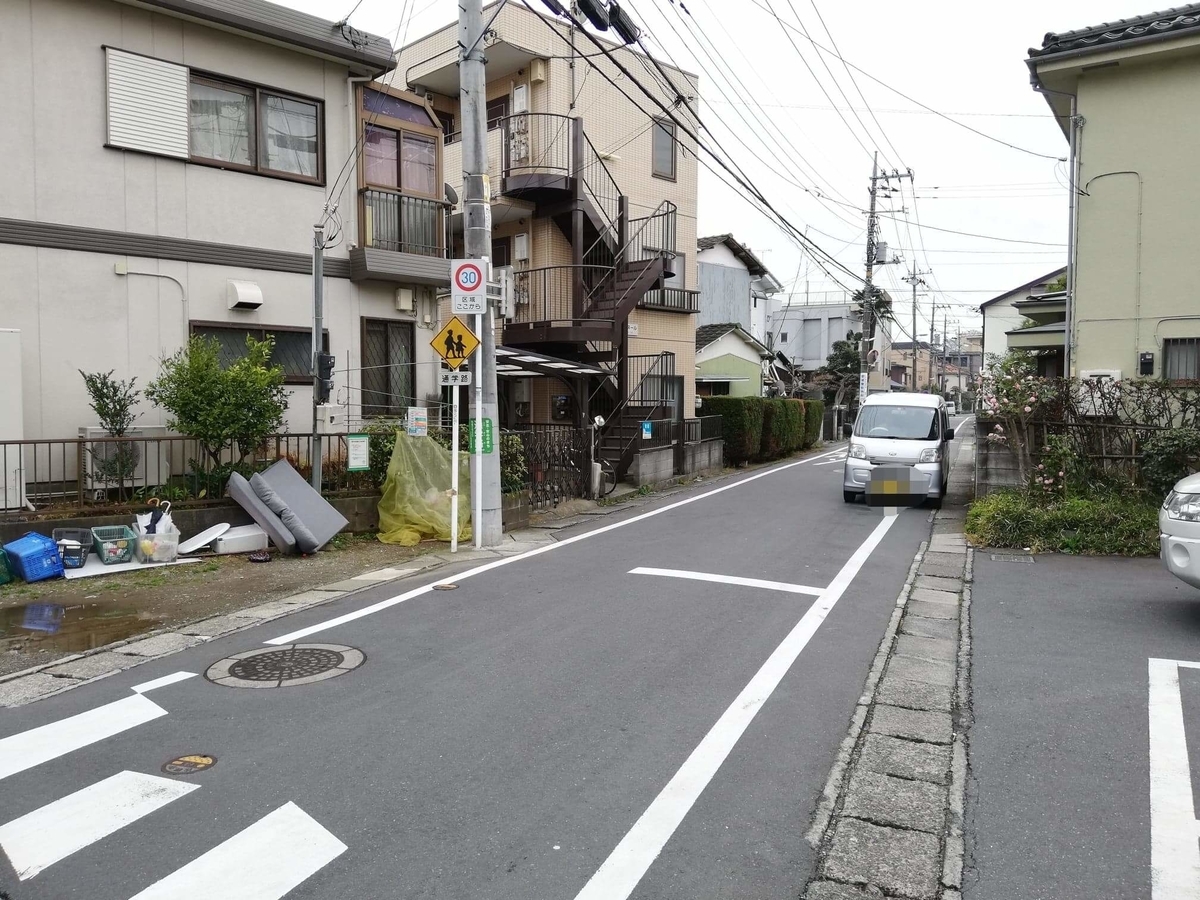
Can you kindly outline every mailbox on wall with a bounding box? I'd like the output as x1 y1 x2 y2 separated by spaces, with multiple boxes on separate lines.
552 395 574 421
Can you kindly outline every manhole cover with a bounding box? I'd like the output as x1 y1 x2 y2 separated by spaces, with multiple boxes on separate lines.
990 554 1034 564
206 644 365 688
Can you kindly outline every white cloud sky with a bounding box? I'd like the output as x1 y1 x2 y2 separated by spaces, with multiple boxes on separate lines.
288 0 1140 342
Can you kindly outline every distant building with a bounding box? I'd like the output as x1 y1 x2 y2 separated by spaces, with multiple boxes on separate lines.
696 235 781 343
979 268 1067 375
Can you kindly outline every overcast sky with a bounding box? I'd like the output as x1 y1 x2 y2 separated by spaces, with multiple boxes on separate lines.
288 0 1142 343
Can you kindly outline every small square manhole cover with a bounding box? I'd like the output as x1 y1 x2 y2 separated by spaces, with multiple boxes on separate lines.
990 554 1034 563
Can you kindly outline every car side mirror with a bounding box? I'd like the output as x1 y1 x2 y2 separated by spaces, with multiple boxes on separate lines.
946 428 955 441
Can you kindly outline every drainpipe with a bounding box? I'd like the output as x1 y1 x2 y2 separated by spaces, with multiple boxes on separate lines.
1031 71 1080 376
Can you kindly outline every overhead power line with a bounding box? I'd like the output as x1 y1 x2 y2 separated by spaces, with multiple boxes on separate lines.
874 215 1067 246
735 0 1066 161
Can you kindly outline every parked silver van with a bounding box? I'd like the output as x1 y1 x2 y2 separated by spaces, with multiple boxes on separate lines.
842 393 954 508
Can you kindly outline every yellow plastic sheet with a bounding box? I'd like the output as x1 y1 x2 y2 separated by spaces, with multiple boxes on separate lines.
377 431 472 546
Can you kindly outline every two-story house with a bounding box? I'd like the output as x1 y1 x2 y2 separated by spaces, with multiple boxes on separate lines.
399 2 700 478
1028 5 1200 380
978 268 1067 370
1 0 450 448
696 234 781 343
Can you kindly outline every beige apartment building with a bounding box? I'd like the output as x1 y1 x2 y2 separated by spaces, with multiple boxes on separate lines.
399 2 700 453
1029 6 1200 381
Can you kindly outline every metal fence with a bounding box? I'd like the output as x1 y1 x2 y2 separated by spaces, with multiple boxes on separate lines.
360 189 445 257
0 433 378 518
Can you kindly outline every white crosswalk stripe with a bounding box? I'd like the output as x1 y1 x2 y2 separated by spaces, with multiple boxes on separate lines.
0 771 198 880
0 693 167 782
127 801 347 900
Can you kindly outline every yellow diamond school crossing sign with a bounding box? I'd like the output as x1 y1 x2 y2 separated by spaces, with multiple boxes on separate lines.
431 316 479 370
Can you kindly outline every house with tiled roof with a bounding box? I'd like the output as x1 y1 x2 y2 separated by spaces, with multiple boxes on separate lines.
694 323 772 399
1028 4 1200 380
696 234 781 344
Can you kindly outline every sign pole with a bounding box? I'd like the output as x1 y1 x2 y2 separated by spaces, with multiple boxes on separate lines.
474 311 483 551
451 381 460 553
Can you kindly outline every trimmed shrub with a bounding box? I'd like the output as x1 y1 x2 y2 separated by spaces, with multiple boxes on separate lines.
802 399 825 448
702 396 763 466
760 399 788 459
1141 427 1200 501
781 399 805 453
965 490 1159 556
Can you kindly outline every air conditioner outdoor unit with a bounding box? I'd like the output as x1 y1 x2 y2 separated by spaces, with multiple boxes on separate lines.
79 425 172 500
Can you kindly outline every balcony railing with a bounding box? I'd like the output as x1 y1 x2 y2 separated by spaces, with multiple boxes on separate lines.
639 287 700 313
360 189 445 257
501 113 574 180
511 265 613 324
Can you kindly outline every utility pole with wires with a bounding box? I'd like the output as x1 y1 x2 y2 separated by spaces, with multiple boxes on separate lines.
901 269 928 392
859 154 911 401
460 0 503 547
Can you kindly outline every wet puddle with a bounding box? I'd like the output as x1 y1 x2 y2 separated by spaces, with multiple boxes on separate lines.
0 602 161 654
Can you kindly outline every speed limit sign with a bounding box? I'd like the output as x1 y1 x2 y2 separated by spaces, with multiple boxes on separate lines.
451 258 487 314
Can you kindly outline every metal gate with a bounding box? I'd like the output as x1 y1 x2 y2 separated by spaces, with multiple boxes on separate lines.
513 426 589 510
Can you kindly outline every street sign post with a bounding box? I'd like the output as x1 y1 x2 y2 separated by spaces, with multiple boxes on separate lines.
451 258 487 315
439 371 472 387
430 316 479 371
449 370 461 553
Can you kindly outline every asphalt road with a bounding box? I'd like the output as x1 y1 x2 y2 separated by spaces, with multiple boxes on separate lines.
0 423 967 900
965 550 1200 900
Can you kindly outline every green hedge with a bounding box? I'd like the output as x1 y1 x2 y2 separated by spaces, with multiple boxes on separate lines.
802 399 825 448
965 490 1159 556
782 399 805 454
760 399 787 459
703 396 764 466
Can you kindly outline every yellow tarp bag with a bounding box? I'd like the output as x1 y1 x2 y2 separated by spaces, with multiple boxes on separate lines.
377 430 472 546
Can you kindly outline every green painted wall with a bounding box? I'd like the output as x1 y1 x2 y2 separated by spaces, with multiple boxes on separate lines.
696 352 762 397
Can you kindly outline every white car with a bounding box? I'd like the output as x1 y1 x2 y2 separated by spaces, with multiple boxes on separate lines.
945 401 957 416
1161 473 1200 588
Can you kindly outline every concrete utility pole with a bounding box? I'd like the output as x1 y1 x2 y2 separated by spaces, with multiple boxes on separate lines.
311 223 324 492
858 153 879 404
902 269 927 392
460 0 503 546
938 308 948 392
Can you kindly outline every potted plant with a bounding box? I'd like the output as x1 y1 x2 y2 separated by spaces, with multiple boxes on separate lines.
79 370 141 502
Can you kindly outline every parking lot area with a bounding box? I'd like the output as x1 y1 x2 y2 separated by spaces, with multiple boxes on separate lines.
965 552 1200 900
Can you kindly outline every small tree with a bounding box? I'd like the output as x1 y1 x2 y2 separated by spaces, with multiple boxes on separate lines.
815 331 863 409
80 370 142 498
146 335 289 468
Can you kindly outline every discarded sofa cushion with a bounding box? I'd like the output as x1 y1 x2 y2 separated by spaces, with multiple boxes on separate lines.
250 473 319 553
227 472 297 554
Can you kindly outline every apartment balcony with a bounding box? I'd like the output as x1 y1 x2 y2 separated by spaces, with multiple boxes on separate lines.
349 189 450 285
639 287 700 314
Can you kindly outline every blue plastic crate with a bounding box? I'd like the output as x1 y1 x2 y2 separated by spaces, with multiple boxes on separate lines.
3 532 66 583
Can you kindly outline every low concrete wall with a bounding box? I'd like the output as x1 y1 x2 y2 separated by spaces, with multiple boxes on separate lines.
629 439 724 487
973 427 1024 497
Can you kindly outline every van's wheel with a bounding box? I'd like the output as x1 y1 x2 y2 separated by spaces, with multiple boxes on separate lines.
843 490 857 504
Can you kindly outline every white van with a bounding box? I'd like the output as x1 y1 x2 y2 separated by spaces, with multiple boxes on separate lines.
842 393 954 508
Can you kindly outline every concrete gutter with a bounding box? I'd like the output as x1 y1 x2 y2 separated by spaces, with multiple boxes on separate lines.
804 426 976 900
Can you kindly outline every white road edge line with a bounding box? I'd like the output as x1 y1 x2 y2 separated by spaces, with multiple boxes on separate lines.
629 567 824 597
127 801 347 900
1148 657 1200 899
132 672 197 694
573 512 899 900
0 770 198 880
266 445 848 645
0 694 167 782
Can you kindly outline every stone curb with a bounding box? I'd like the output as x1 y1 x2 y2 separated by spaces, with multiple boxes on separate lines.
805 431 975 900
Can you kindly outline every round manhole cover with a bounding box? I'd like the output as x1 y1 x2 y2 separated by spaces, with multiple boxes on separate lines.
206 644 365 688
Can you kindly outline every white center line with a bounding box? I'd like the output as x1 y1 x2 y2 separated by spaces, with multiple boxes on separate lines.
127 801 347 900
572 513 899 900
629 567 825 597
0 771 198 880
266 445 848 645
1148 657 1200 899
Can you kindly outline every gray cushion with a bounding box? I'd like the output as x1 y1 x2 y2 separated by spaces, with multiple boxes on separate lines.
227 472 297 553
249 473 319 553
253 459 348 552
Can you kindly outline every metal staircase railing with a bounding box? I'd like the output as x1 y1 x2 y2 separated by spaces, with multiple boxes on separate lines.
584 200 677 317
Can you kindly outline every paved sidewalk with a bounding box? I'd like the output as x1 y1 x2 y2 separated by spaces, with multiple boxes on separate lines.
805 424 975 900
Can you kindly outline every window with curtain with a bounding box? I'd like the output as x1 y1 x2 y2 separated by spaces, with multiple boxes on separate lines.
364 125 398 188
188 75 322 182
401 134 436 196
362 319 415 416
190 80 254 166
